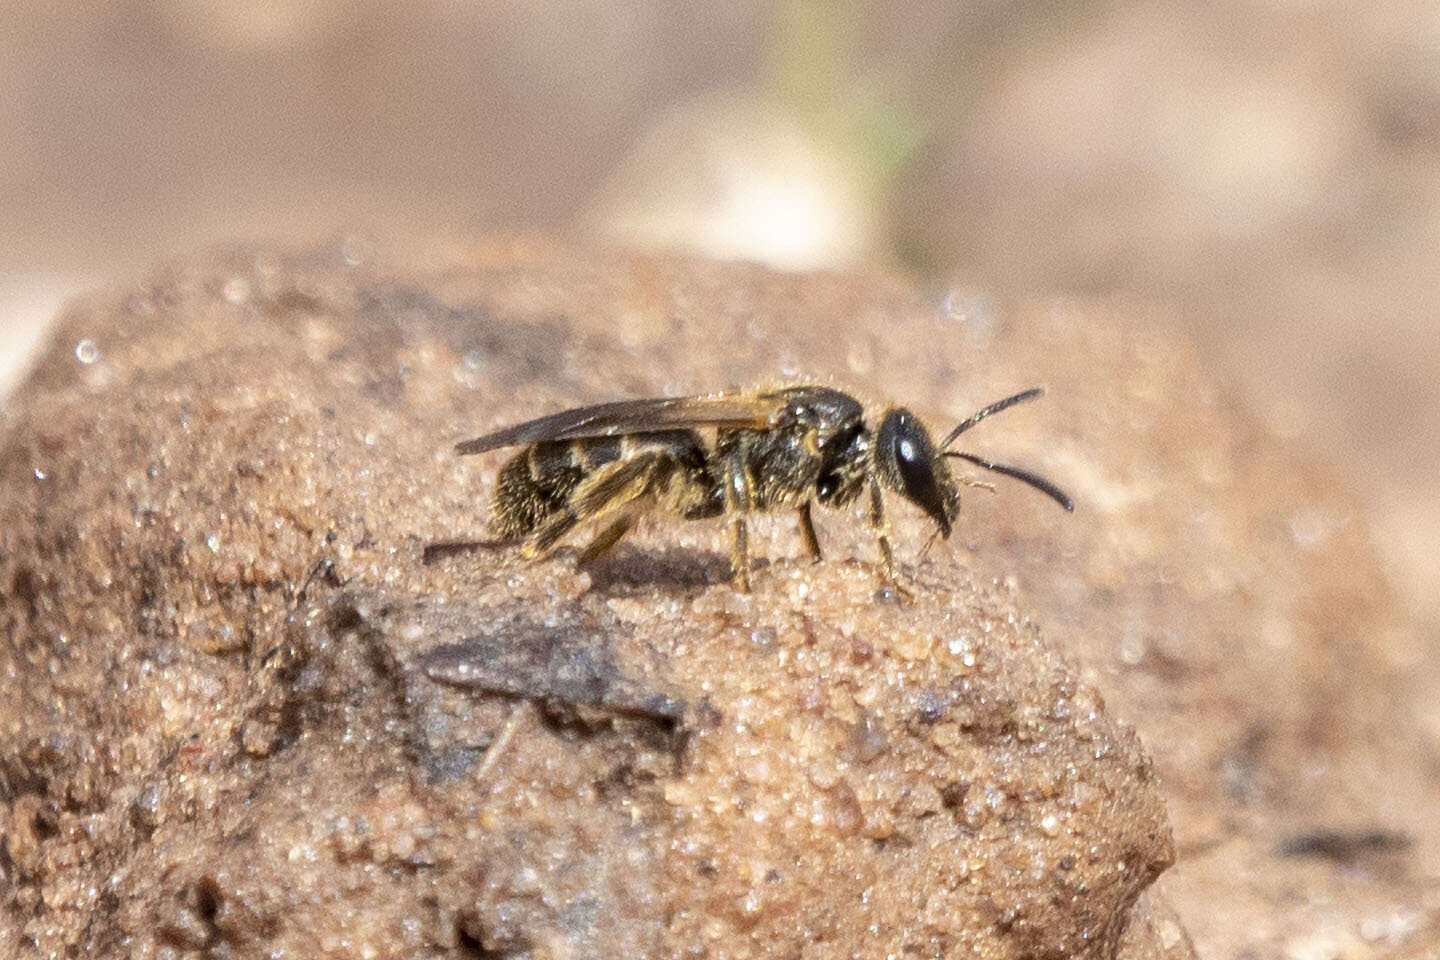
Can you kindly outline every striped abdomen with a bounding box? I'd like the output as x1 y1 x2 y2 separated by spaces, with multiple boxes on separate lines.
489 430 718 538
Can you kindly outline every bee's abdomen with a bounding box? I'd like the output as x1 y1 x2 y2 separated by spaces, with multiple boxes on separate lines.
490 441 587 537
489 432 711 537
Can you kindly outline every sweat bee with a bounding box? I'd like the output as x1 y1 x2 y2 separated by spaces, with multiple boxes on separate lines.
433 385 1073 591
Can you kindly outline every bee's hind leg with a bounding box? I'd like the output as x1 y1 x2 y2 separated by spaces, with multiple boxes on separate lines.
576 513 636 567
522 512 582 560
522 453 663 562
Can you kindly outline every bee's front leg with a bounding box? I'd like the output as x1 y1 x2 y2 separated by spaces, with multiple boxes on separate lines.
867 482 897 581
867 482 913 600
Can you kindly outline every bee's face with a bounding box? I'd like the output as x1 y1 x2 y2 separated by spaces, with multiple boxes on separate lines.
875 409 958 537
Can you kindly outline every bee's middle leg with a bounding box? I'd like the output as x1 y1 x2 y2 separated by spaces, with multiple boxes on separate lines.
730 515 751 592
723 455 755 592
797 501 823 563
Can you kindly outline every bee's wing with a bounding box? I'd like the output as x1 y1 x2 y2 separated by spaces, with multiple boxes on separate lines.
455 394 781 455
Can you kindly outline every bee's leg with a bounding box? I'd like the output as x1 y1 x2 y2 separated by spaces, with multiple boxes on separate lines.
523 511 583 560
867 484 915 599
523 454 662 561
797 501 823 563
868 482 899 583
576 512 636 567
731 517 751 592
723 454 754 592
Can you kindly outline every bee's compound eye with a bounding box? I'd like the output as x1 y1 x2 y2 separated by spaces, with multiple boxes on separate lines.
893 433 935 498
880 410 952 537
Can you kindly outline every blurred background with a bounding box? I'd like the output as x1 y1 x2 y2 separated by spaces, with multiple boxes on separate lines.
0 0 1435 621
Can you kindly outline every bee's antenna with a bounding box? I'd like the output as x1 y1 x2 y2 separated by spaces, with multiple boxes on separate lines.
943 452 1074 512
940 388 1045 448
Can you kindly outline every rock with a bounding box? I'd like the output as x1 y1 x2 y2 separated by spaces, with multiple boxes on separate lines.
0 242 1179 957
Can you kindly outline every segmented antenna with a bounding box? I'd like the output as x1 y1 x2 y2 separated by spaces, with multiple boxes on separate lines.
943 452 1074 511
940 387 1073 511
939 387 1045 448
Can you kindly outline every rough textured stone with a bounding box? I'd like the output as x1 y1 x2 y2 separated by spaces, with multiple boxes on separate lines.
0 242 1179 958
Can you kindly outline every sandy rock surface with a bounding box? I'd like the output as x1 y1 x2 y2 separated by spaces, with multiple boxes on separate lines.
0 240 1433 957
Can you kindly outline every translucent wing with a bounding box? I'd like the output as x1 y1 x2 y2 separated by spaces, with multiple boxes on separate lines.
455 393 780 455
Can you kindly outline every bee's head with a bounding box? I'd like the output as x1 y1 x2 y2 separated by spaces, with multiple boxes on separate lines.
875 408 958 537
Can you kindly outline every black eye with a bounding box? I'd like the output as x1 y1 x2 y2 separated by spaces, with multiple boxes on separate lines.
893 431 938 503
879 411 952 537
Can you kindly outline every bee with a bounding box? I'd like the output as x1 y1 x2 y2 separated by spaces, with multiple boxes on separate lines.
434 385 1073 592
